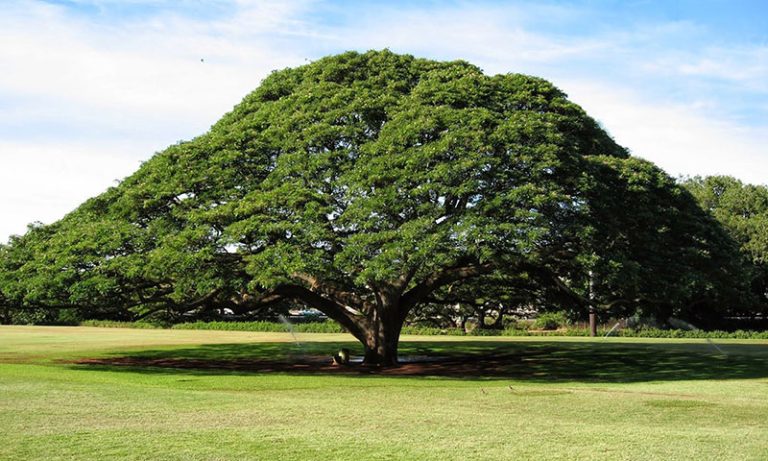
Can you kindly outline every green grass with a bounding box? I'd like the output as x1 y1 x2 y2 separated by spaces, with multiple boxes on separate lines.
1 326 767 460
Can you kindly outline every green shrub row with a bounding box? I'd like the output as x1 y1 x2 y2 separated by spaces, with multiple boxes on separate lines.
77 320 768 340
531 311 570 330
611 327 768 339
171 320 345 333
79 319 165 329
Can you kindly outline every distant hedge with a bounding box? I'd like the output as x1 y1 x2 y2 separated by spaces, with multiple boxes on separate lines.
172 320 344 333
78 320 768 340
79 320 164 329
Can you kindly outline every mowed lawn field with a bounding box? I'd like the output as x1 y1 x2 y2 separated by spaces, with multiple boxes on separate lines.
1 326 767 460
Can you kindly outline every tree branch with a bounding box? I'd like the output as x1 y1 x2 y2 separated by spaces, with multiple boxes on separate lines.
236 283 369 342
278 284 369 341
400 262 496 316
546 271 640 311
292 272 367 310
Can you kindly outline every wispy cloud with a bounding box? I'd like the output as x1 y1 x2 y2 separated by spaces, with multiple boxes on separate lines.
673 46 768 92
563 80 768 184
1 0 766 242
0 0 314 240
310 2 616 72
0 0 310 125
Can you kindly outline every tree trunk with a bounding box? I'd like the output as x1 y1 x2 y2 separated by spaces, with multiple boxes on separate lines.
588 270 597 337
589 307 597 337
361 297 404 366
491 307 505 330
363 338 399 366
277 263 496 367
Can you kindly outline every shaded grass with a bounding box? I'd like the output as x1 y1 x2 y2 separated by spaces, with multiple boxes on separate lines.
1 326 767 460
68 336 768 383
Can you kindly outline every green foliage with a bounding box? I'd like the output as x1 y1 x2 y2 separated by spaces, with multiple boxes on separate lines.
532 311 570 330
683 176 768 263
5 307 58 325
614 328 768 339
682 175 768 320
560 157 752 323
400 325 469 336
54 309 82 326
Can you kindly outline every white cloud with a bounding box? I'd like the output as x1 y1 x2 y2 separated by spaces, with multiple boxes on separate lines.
564 80 768 185
0 141 142 240
0 1 306 124
634 45 768 96
317 3 613 74
0 0 766 244
676 46 768 91
0 0 315 242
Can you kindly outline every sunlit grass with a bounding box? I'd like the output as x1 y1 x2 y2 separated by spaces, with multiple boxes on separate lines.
1 326 767 460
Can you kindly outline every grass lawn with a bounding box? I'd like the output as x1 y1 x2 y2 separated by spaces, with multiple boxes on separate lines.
1 326 767 460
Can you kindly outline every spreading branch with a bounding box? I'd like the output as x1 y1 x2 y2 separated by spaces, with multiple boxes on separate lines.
401 262 496 315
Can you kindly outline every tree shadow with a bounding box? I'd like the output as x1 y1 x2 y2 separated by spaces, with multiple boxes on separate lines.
66 339 768 383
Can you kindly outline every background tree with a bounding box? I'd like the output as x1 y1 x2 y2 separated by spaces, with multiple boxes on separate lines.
683 176 768 324
543 157 752 331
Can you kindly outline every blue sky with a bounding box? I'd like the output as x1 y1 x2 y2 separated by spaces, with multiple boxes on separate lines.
1 0 767 242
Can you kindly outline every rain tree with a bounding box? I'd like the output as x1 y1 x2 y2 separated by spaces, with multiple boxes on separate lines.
0 51 749 362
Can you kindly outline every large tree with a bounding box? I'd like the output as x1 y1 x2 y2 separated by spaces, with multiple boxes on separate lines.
0 51 748 362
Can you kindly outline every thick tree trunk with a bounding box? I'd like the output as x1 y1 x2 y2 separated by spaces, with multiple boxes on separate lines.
361 297 404 366
363 338 399 366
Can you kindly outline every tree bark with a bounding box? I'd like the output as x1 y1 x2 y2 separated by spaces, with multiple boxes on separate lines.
491 308 505 329
361 290 404 366
589 307 597 337
588 270 597 337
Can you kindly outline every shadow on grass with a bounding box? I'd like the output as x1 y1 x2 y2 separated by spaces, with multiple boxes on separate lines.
67 339 768 383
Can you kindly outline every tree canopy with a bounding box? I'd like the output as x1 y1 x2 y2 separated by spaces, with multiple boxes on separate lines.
683 175 768 323
0 50 752 363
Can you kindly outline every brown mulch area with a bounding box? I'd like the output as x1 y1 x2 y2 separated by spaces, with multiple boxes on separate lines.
72 354 521 377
